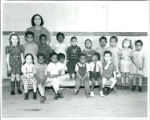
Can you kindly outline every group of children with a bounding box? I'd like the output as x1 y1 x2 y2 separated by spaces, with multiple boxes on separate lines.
6 30 145 103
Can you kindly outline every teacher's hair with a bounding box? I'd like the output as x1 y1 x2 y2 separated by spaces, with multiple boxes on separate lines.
31 14 44 26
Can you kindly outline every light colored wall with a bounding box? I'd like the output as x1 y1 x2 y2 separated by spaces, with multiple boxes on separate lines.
2 1 149 78
2 1 149 32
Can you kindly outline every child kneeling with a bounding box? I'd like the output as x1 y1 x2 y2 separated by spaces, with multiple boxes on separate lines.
21 54 37 100
74 53 91 97
102 51 117 95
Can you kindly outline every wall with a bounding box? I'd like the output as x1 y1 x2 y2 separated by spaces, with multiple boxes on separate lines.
2 1 149 78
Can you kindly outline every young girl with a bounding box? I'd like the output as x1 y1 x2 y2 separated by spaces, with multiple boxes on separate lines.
130 40 145 92
74 54 91 97
120 39 133 89
82 39 96 63
52 32 67 56
38 34 52 64
46 52 65 100
26 14 50 45
90 53 103 97
35 54 47 103
6 32 24 95
21 54 37 100
23 31 38 64
67 37 81 79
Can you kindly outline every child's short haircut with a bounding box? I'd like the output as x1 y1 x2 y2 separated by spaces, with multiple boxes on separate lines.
79 53 87 59
56 32 65 39
58 53 65 60
37 53 46 59
50 52 58 59
103 50 112 57
135 40 143 46
110 36 118 42
71 36 77 41
31 14 44 26
25 31 34 38
99 36 107 43
39 34 47 43
93 52 100 60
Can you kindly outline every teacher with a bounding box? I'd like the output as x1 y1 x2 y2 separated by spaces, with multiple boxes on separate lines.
26 14 50 46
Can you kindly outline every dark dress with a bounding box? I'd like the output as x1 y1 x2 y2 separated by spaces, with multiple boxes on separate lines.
6 45 24 75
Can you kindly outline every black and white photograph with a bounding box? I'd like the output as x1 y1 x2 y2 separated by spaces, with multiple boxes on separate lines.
1 0 149 120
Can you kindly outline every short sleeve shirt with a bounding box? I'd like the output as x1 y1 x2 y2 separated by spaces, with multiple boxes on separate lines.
47 62 62 75
102 61 116 79
75 62 90 72
90 61 102 72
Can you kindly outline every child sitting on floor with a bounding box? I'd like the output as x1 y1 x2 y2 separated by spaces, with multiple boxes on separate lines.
46 52 64 100
102 51 117 95
74 53 91 97
35 54 47 103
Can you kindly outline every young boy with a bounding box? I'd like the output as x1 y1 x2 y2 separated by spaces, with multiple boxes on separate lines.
96 36 108 62
23 31 38 64
102 51 117 95
38 34 52 64
46 52 64 100
90 53 103 97
52 32 67 56
74 53 91 97
67 37 81 79
35 54 47 103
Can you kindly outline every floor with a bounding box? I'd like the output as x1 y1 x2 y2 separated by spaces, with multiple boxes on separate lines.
2 81 148 118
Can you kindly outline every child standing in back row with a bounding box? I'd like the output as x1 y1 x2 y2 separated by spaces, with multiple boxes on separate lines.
67 37 81 79
82 39 96 63
38 34 52 64
23 31 38 64
52 32 67 56
130 40 145 92
120 39 133 89
6 32 24 95
107 36 122 72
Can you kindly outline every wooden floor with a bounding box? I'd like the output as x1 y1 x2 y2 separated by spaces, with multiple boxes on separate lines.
2 84 148 118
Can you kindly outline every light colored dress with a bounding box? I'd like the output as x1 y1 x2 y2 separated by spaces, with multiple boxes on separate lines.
26 26 50 46
120 48 132 73
106 47 122 71
21 63 37 88
130 50 145 75
52 42 67 55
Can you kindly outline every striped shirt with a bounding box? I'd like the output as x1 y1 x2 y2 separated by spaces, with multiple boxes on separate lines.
67 45 81 60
